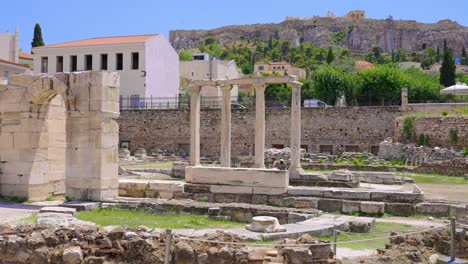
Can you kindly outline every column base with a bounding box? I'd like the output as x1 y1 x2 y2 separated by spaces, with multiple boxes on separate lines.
253 163 266 169
288 167 305 180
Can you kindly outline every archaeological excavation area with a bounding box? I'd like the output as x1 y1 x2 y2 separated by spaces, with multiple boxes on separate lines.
0 72 467 264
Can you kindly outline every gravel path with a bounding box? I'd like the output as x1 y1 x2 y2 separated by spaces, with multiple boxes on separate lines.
0 202 42 224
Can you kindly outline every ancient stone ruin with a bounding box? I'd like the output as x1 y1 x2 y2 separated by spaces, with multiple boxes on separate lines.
0 72 120 201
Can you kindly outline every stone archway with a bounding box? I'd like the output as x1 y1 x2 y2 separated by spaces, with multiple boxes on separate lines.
0 72 120 201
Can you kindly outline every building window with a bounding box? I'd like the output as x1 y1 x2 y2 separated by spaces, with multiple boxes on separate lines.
131 52 139 70
319 145 333 154
100 54 108 70
272 144 285 149
258 66 264 71
116 53 123 70
40 57 48 73
3 70 9 80
56 56 63 72
85 54 93 71
70 55 77 72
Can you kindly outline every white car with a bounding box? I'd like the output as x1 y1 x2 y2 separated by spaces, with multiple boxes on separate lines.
303 99 330 108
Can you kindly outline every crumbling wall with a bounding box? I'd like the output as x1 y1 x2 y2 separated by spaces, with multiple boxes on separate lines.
395 116 468 148
0 72 120 200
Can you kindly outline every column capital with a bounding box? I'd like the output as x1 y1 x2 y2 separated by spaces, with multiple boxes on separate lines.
290 82 303 89
218 83 233 91
189 85 202 94
255 84 267 91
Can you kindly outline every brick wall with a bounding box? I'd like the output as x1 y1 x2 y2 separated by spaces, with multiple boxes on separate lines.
396 116 468 148
118 107 401 157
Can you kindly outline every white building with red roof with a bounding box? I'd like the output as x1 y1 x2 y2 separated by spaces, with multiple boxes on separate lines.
32 34 179 104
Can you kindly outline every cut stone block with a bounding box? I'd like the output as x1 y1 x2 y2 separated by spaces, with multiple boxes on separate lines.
283 197 319 209
450 204 467 220
328 169 354 182
185 166 288 189
342 200 361 213
384 203 415 216
60 201 99 211
39 206 76 216
360 202 385 214
318 199 342 213
416 203 450 217
246 216 286 233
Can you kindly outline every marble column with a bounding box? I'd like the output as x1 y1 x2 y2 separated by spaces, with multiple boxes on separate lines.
189 86 202 166
254 85 266 168
220 85 232 167
289 83 304 178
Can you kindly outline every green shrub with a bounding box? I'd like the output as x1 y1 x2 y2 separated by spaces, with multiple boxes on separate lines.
403 115 417 140
417 134 430 146
453 107 468 115
449 129 458 143
332 31 345 43
462 147 468 157
440 110 449 116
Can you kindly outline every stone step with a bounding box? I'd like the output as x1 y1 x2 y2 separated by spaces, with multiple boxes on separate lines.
39 206 76 216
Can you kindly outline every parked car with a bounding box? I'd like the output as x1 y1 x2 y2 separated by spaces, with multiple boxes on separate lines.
303 99 330 108
231 103 246 109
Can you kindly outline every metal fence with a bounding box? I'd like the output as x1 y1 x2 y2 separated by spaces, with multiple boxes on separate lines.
119 96 244 110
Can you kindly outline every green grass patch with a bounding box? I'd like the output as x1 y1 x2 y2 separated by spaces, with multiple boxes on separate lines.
75 208 245 230
121 161 173 169
318 222 417 250
17 213 37 223
399 172 468 184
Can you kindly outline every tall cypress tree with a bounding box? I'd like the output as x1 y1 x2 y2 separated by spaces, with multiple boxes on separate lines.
436 47 441 63
439 47 456 87
326 47 334 64
462 47 467 65
31 23 45 50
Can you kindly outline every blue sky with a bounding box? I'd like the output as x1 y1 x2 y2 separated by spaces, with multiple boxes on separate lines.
3 0 467 52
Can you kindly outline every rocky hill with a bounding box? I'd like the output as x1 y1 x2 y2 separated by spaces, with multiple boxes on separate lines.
170 17 468 55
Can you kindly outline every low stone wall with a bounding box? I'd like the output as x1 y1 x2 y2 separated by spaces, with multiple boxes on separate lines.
415 158 468 176
302 163 415 173
395 116 468 148
118 107 400 157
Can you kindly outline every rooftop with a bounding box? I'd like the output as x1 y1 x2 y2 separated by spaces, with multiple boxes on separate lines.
34 34 158 49
19 52 34 60
0 59 30 69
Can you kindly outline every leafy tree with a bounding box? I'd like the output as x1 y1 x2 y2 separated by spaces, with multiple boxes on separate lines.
241 62 253 75
265 83 291 104
439 47 456 87
461 47 467 66
311 66 356 105
179 50 192 61
31 23 45 50
326 47 335 64
280 40 290 60
204 37 216 46
356 65 405 105
436 47 441 62
403 67 442 102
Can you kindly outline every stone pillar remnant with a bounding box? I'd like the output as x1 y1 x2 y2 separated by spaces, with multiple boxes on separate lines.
220 85 232 167
189 86 202 166
254 84 266 168
289 82 304 178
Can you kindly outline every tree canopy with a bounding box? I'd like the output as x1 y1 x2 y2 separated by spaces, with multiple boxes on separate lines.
31 23 44 50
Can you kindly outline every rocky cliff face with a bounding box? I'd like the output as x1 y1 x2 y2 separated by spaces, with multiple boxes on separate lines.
170 17 468 55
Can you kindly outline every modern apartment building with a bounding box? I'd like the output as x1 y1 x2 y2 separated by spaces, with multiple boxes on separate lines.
32 34 180 102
